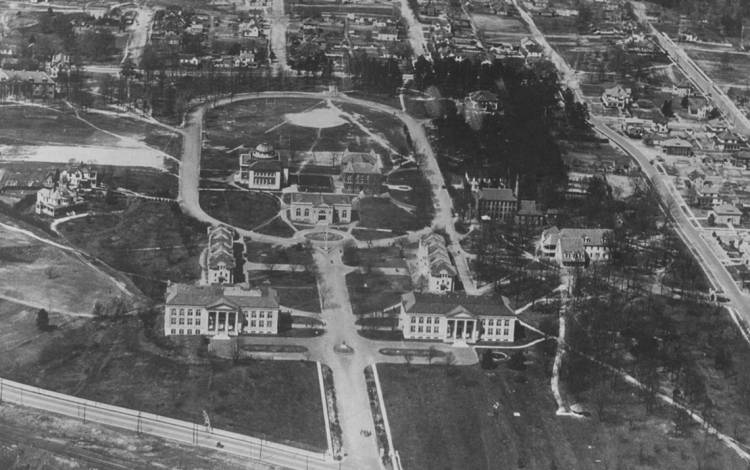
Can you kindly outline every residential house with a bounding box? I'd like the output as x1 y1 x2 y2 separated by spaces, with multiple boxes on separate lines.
398 292 516 344
520 37 543 59
236 143 287 190
540 227 613 267
660 137 693 156
199 225 238 285
0 69 56 99
464 90 500 113
476 187 517 221
375 28 398 42
35 185 84 217
622 118 649 138
289 193 353 225
715 132 744 152
695 183 722 208
601 85 631 109
687 97 712 120
515 200 545 225
733 151 750 169
164 283 279 337
416 232 457 293
710 204 742 226
601 85 633 109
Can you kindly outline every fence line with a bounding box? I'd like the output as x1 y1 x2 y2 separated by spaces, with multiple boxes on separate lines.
0 377 330 467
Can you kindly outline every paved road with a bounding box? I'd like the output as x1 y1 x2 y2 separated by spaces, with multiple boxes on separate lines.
269 0 290 72
514 1 750 326
629 1 750 135
593 121 750 318
0 378 334 470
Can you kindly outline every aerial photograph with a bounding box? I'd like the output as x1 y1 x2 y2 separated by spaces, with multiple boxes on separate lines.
1 0 750 468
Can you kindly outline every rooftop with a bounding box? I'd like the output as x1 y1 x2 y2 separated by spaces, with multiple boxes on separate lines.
403 292 514 317
166 283 279 309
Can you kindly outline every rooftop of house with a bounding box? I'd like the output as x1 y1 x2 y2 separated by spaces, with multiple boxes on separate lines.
713 204 742 215
543 227 612 246
478 187 516 202
661 137 693 148
166 283 279 308
244 159 283 172
402 292 514 317
291 192 353 206
0 69 54 83
342 161 379 175
467 89 498 102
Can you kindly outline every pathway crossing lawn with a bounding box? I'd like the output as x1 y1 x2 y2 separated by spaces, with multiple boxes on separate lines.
378 347 746 470
199 190 279 231
0 317 327 452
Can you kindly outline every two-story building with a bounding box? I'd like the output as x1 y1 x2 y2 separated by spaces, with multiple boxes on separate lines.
289 192 353 225
164 283 279 337
476 187 518 221
416 232 456 293
398 292 516 344
199 225 238 285
601 85 631 109
35 185 84 217
540 227 613 267
236 143 288 190
710 204 742 226
341 152 382 194
660 137 693 156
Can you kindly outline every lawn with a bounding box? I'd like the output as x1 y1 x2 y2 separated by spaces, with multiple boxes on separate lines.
0 221 139 316
101 166 179 198
342 245 409 269
244 270 321 313
379 346 747 470
358 197 426 232
386 169 433 209
199 190 280 231
0 316 327 452
351 228 396 241
0 105 119 147
244 240 313 265
254 216 296 238
57 200 208 300
79 112 184 159
345 271 412 315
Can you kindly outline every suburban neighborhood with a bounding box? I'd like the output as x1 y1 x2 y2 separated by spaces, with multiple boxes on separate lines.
2 0 750 469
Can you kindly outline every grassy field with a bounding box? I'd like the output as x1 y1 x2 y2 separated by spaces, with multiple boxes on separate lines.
244 240 313 265
686 48 750 86
345 271 412 315
358 197 425 232
0 316 327 452
343 245 409 269
351 228 396 241
199 190 279 231
57 200 208 300
0 220 138 316
245 270 321 313
386 169 433 209
255 216 296 238
82 112 184 159
379 346 747 470
204 98 370 155
0 105 119 147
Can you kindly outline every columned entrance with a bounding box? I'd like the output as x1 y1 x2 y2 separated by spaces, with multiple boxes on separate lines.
445 318 477 343
207 309 240 336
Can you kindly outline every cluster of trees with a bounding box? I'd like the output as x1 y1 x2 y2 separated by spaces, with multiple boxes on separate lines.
348 52 403 94
413 56 502 98
650 0 750 38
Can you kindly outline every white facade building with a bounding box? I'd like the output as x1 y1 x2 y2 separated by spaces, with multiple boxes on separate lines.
416 232 456 293
540 227 612 267
164 283 279 337
398 292 516 344
199 225 240 285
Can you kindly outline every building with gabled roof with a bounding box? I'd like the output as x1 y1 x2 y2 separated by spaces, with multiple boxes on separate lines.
540 227 612 267
164 282 279 337
341 151 382 194
416 232 457 293
398 292 516 344
289 192 353 225
476 187 517 221
199 225 240 285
